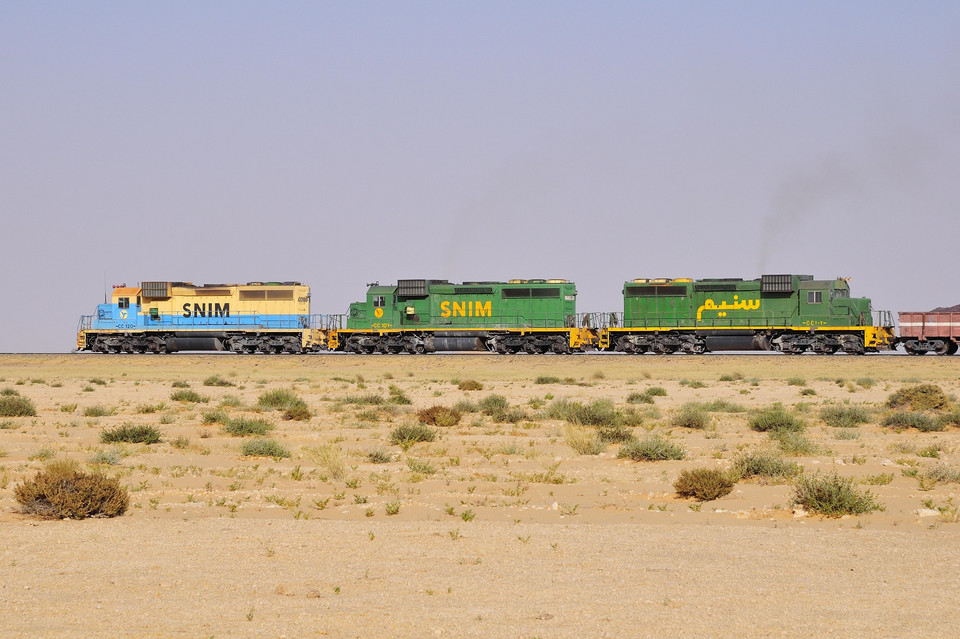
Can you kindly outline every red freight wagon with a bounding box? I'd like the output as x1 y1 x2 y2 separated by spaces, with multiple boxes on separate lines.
898 312 960 355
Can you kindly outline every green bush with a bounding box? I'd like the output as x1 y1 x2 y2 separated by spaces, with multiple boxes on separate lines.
719 372 743 382
564 426 606 455
367 449 392 464
170 389 208 403
535 376 561 384
671 404 711 429
626 391 654 405
617 435 685 462
786 377 807 387
748 404 805 433
693 399 747 413
919 464 960 487
547 398 620 426
674 468 735 501
258 388 300 409
100 424 162 444
390 423 436 450
646 387 667 397
770 430 820 456
0 395 37 417
15 460 129 519
887 384 950 411
820 405 871 428
596 423 634 443
83 405 114 417
388 385 412 405
417 405 462 427
342 393 386 405
224 417 274 437
731 451 801 482
202 410 230 425
882 412 942 432
240 438 291 458
282 401 311 421
203 374 235 387
792 472 883 517
457 380 484 391
0 387 20 396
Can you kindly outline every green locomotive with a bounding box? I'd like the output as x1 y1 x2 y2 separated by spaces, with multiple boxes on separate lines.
602 274 894 354
335 279 591 354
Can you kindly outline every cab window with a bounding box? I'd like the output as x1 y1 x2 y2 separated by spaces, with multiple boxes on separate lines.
373 296 385 308
118 297 130 309
807 291 822 304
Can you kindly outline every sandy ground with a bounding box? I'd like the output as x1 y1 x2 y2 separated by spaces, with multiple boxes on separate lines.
1 353 959 637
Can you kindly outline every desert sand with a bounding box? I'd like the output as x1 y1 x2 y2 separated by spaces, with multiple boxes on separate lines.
1 353 959 637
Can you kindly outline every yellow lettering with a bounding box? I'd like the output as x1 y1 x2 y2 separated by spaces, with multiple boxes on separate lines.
453 302 466 317
477 301 491 317
440 301 450 318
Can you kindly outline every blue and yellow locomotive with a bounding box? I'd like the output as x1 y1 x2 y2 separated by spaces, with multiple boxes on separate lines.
77 281 328 353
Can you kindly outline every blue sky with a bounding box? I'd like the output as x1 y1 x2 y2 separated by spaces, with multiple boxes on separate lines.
1 3 958 351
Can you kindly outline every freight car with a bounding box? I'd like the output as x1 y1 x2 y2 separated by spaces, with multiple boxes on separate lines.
599 274 895 354
897 311 960 355
331 279 593 354
76 281 330 353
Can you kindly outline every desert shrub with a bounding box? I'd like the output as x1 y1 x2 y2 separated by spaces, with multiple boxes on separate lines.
694 399 747 413
342 393 386 405
0 387 20 396
564 425 606 455
674 468 735 501
388 385 412 405
748 404 805 433
171 380 190 388
282 401 312 421
240 438 291 458
478 394 510 419
202 410 230 425
0 395 37 417
302 444 346 480
451 399 478 414
719 372 743 382
258 388 300 409
83 405 114 417
367 449 392 464
671 404 711 429
15 460 129 519
617 435 685 462
770 430 820 456
100 424 162 444
406 458 437 475
856 377 876 389
626 391 654 404
887 384 950 411
920 464 960 487
417 405 462 427
219 395 243 408
646 387 667 397
170 389 208 403
792 472 883 517
89 448 124 465
457 380 483 391
390 423 436 450
881 412 941 432
834 428 860 440
937 410 960 427
786 377 807 387
820 405 871 428
547 399 619 426
223 417 274 437
732 451 801 482
89 378 107 386
596 422 635 443
135 403 164 414
171 436 190 450
203 374 234 387
535 376 561 384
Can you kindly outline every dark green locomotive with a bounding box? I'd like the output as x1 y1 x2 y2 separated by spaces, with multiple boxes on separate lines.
603 274 894 354
336 279 590 353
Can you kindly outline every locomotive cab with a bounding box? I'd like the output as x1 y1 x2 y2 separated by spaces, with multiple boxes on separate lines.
93 287 142 331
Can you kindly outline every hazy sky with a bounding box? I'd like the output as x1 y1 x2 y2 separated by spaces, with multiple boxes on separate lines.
2 3 958 352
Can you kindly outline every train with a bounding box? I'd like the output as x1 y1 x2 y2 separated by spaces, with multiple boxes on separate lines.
75 274 956 355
